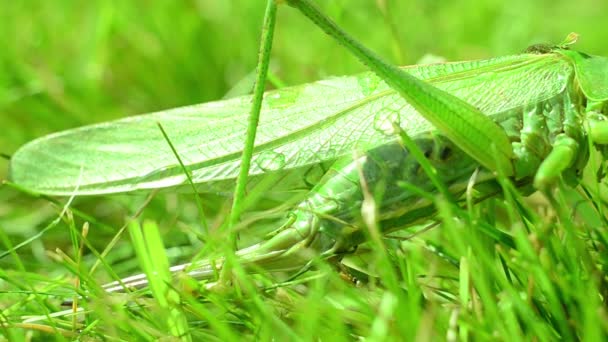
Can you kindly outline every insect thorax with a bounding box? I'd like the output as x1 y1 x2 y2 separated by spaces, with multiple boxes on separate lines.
504 85 589 186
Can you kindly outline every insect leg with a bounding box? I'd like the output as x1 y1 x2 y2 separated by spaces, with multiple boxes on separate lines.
587 111 608 145
533 134 579 189
510 90 589 189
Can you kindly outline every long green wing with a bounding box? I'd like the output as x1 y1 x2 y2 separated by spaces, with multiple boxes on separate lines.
9 53 572 195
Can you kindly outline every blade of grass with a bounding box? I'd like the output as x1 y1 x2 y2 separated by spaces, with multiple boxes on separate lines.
228 0 277 248
128 219 191 341
157 122 209 235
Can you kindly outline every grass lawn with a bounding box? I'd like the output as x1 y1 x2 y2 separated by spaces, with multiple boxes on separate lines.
2 1 608 340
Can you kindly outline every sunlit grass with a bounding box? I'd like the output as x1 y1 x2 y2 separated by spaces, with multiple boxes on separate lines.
2 1 608 340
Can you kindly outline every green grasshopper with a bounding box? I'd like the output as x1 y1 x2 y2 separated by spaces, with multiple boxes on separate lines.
8 0 608 291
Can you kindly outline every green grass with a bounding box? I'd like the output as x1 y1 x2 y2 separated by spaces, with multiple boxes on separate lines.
2 0 608 340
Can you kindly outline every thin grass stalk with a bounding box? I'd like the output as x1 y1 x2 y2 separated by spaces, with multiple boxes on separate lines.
228 0 278 248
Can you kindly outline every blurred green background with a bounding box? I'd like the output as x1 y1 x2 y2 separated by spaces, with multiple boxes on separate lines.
1 0 608 275
2 0 607 163
1 1 608 338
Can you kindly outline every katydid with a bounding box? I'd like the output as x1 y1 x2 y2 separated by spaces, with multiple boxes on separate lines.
8 0 608 291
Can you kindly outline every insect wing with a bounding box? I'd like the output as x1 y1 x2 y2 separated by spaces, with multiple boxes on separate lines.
9 54 572 195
